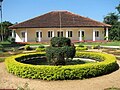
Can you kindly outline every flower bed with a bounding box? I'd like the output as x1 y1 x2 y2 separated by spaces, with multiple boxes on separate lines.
5 52 118 80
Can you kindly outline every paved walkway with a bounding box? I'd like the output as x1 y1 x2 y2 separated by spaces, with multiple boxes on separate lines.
0 61 120 90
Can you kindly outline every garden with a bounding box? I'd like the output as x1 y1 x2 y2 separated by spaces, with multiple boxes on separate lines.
0 38 120 89
4 37 119 81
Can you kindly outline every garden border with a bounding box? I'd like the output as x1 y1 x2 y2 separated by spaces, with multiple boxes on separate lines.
5 52 118 80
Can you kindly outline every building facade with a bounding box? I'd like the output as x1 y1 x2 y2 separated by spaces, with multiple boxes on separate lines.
10 11 110 42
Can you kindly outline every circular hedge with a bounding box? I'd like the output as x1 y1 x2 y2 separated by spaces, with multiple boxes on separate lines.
5 52 118 80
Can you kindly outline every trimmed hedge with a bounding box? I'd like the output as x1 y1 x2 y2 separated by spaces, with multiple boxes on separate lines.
35 47 45 52
76 46 88 51
5 52 118 80
50 37 71 47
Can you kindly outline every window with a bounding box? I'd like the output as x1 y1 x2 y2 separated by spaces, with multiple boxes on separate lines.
95 31 99 37
82 31 84 37
36 32 39 38
68 31 72 37
57 31 63 37
78 31 84 37
21 32 25 38
36 31 42 42
48 31 53 37
21 31 26 42
40 32 42 37
36 31 42 38
78 31 80 37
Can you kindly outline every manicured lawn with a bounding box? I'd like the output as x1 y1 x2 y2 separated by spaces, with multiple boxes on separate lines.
75 41 120 46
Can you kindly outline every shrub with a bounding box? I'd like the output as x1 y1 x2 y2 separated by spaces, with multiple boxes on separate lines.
76 46 88 51
24 45 31 50
92 45 100 49
46 37 76 65
50 37 71 47
5 52 118 80
35 47 45 52
0 58 5 62
8 37 15 43
0 44 4 51
78 44 84 47
38 44 45 48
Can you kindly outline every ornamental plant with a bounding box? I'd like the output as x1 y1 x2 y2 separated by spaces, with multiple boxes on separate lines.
46 37 76 65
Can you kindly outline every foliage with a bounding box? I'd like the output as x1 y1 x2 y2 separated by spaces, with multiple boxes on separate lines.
5 52 118 80
24 45 31 50
7 37 15 43
46 37 76 65
116 3 120 14
0 58 5 62
46 46 76 65
104 86 120 90
78 44 84 47
35 44 45 52
35 47 45 52
0 21 13 41
76 46 88 51
92 45 100 49
103 3 120 40
76 44 88 51
75 41 120 46
38 44 45 48
0 44 4 51
50 37 71 47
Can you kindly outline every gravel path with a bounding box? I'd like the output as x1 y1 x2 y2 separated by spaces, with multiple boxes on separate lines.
0 61 120 90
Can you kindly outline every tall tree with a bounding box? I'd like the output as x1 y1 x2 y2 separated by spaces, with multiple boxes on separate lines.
103 3 120 40
0 21 13 41
116 3 120 14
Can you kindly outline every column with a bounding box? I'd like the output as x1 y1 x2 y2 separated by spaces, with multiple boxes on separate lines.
79 30 82 41
38 31 40 42
106 28 108 41
12 30 15 38
25 29 27 42
66 30 68 37
52 31 54 37
93 29 95 41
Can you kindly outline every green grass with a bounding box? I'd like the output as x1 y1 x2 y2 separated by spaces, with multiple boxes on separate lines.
104 86 120 90
75 41 120 46
0 57 5 62
0 41 11 44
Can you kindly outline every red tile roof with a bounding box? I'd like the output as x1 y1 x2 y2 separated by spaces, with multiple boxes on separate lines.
9 11 111 29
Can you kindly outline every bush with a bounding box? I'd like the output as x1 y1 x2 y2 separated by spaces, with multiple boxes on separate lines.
46 37 76 65
92 45 100 49
8 37 15 43
0 44 4 51
76 46 88 51
0 58 5 62
24 45 31 50
78 44 84 47
35 47 45 52
38 44 45 48
50 37 71 47
5 52 118 80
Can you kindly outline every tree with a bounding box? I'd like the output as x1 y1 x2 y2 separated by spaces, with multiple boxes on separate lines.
104 13 119 25
0 21 13 41
103 3 120 40
116 3 120 14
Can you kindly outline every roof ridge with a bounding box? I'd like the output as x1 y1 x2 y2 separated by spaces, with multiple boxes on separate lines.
9 10 111 29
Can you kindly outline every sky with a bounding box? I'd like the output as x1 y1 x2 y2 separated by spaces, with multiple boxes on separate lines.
2 0 120 24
